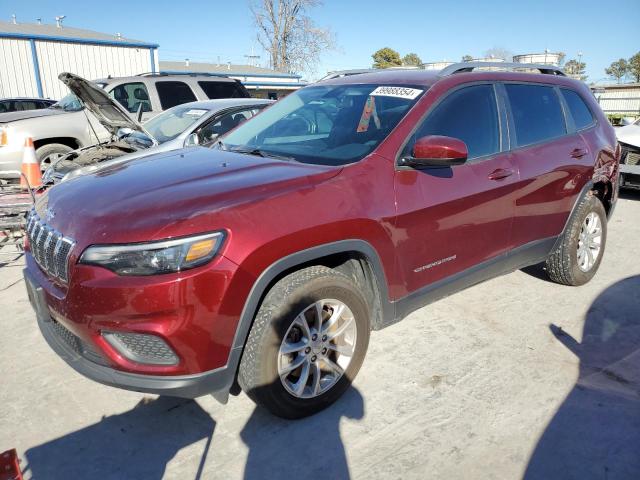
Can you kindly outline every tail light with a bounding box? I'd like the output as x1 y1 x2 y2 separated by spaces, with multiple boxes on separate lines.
0 127 8 146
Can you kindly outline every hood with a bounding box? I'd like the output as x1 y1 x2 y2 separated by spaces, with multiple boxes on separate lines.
58 72 155 141
0 107 68 124
40 147 340 245
616 124 640 148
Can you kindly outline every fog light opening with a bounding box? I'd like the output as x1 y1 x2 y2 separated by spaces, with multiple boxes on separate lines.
102 331 179 366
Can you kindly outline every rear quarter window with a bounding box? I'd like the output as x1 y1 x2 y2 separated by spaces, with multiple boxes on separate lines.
505 84 566 147
561 89 594 130
155 81 197 110
198 81 249 99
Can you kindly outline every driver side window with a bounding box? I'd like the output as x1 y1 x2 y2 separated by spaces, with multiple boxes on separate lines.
406 84 500 160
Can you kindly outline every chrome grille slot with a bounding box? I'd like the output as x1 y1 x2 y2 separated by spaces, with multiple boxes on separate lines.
26 210 75 283
621 144 640 166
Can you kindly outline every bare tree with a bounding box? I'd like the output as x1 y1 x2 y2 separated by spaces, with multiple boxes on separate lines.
251 0 335 74
484 47 513 62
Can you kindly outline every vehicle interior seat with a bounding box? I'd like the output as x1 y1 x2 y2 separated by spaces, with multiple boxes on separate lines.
113 89 130 111
131 88 151 113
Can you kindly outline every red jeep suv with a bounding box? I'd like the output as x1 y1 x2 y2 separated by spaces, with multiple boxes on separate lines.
24 63 619 418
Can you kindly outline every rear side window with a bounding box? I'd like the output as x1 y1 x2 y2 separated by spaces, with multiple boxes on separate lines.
505 84 566 147
561 89 594 130
409 84 500 159
198 81 248 99
156 81 197 110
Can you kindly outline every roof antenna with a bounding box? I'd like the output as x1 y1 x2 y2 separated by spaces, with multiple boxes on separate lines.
11 14 17 24
55 15 66 28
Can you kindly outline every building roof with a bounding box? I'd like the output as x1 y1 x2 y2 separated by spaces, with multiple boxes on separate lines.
159 61 302 79
0 20 158 48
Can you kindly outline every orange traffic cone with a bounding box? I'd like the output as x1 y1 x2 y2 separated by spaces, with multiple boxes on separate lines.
20 137 42 190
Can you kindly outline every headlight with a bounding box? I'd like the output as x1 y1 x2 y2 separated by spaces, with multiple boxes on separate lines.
79 231 225 275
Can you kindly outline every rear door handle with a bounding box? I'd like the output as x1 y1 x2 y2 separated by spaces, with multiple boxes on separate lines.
571 148 588 159
488 168 515 180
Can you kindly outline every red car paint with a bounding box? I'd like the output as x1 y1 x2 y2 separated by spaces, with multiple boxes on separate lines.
24 69 619 393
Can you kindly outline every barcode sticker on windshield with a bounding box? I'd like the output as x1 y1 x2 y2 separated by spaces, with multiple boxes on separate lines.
370 86 423 99
185 109 208 117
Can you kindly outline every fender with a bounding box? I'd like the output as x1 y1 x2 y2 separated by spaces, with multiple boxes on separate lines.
213 239 393 403
551 180 594 253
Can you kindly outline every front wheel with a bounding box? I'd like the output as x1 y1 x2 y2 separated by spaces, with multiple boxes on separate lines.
238 266 370 419
545 193 607 286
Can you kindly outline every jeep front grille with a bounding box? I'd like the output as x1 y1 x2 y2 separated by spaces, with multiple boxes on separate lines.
621 143 640 166
26 210 75 283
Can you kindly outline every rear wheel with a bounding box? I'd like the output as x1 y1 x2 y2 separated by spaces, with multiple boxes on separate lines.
545 194 607 286
36 143 73 173
238 266 370 419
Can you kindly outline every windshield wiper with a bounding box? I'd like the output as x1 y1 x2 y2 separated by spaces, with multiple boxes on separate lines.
229 146 296 162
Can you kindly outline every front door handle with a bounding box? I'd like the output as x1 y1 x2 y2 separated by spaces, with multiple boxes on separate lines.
571 148 588 159
488 168 514 181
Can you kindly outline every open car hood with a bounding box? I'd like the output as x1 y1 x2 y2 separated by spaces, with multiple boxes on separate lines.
58 72 156 142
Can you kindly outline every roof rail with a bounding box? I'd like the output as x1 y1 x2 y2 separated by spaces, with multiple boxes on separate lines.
439 62 566 77
135 71 231 78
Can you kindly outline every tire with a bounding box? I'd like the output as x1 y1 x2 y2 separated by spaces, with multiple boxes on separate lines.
545 193 607 286
36 143 74 172
238 266 370 419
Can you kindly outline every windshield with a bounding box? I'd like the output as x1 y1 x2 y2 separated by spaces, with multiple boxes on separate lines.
221 84 425 165
51 93 83 112
144 104 211 144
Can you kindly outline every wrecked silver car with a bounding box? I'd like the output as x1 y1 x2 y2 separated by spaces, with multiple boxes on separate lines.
43 73 272 184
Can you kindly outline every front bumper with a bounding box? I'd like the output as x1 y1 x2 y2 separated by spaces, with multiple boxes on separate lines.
620 163 640 175
23 257 246 400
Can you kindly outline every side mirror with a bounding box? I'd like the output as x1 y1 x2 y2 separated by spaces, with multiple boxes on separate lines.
184 132 200 147
117 127 133 139
402 135 468 168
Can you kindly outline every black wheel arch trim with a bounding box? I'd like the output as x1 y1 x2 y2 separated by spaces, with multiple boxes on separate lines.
230 239 393 353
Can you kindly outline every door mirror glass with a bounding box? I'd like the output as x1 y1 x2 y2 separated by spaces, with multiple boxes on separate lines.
184 132 200 147
404 135 468 168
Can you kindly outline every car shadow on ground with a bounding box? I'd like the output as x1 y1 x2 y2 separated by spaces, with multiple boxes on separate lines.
24 387 364 479
524 275 640 479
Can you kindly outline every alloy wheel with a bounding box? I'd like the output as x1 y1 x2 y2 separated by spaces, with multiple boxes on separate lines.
278 299 357 399
577 212 602 272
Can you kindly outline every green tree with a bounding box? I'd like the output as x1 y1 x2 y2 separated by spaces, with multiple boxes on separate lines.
605 58 629 83
564 59 587 80
402 52 422 67
629 52 640 83
372 48 402 69
461 54 474 62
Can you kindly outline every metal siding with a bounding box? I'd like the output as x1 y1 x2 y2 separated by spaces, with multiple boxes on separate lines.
594 87 640 114
0 37 39 97
34 40 153 99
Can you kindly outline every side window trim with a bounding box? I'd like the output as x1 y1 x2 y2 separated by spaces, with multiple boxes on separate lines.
395 81 504 168
556 86 577 134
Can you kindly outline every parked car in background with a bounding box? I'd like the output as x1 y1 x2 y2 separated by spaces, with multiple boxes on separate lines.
0 72 251 181
45 95 272 184
615 116 640 190
0 98 56 114
97 72 251 122
24 63 619 419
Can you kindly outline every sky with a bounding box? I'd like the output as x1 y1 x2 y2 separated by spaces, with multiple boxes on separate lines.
2 0 639 83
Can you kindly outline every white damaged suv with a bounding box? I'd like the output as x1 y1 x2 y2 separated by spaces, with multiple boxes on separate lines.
617 117 640 190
